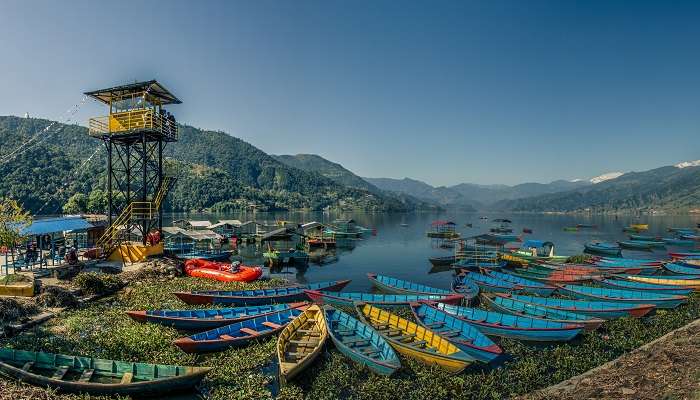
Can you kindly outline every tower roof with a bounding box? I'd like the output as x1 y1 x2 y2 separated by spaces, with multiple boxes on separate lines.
84 80 182 105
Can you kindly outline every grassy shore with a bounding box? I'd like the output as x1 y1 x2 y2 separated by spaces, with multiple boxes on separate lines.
1 273 699 400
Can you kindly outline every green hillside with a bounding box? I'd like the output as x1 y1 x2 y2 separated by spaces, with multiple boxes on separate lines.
0 116 416 213
273 154 379 192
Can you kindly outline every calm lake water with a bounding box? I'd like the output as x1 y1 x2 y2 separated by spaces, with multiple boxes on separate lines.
165 211 700 292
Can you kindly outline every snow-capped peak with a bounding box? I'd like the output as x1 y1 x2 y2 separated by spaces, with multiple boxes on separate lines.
590 172 623 184
675 160 700 169
569 178 584 183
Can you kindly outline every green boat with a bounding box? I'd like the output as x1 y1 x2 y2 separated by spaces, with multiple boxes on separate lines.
263 247 309 265
0 348 210 396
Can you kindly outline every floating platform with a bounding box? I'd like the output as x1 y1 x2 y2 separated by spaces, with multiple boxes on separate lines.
108 242 164 263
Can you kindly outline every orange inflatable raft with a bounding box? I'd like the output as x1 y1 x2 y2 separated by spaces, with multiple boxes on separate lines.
184 259 263 283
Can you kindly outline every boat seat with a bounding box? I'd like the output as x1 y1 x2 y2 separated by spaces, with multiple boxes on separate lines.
426 322 445 328
298 329 321 336
79 369 95 382
358 347 381 356
379 328 401 336
374 323 389 330
417 313 426 318
52 366 69 380
22 362 34 372
261 321 282 329
409 340 427 348
239 328 260 336
219 334 236 340
344 338 369 347
440 330 460 337
289 339 320 346
393 334 416 342
214 315 224 319
286 352 308 359
120 372 134 384
336 329 355 335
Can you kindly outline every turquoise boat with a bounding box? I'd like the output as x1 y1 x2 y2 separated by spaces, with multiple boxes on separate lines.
450 277 480 298
409 303 503 363
629 234 660 241
483 270 556 296
595 257 660 265
598 278 693 295
663 238 695 246
431 302 583 342
367 273 460 297
457 272 523 294
558 285 687 309
617 241 656 250
304 290 463 307
504 294 654 319
664 263 700 275
324 306 401 376
584 242 621 256
174 280 351 305
480 293 604 331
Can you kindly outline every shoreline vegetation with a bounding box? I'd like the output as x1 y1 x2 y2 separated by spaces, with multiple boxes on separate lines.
1 266 699 400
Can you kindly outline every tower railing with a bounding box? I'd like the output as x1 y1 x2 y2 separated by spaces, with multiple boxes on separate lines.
89 110 178 141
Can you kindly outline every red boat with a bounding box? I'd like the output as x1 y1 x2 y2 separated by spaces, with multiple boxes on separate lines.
184 259 263 283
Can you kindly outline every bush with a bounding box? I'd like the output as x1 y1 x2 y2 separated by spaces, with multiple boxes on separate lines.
72 272 124 295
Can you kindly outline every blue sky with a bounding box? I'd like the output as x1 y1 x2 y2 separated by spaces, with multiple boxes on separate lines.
1 0 698 186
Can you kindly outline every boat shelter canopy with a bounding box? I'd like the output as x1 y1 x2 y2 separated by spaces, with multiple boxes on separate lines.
19 216 94 236
207 220 242 229
84 80 182 105
260 227 292 241
169 229 222 241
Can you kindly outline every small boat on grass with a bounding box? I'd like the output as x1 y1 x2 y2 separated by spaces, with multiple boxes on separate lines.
304 290 463 307
356 303 473 373
480 293 604 331
557 285 687 309
126 303 308 330
503 293 654 319
277 304 328 385
430 302 583 342
483 270 556 296
367 273 453 296
664 263 700 275
409 302 502 363
174 280 351 305
597 278 692 295
174 305 307 353
324 306 401 376
429 255 456 266
584 242 622 257
624 275 700 289
0 348 209 396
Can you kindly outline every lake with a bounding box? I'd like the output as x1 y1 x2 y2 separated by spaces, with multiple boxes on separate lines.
165 211 700 292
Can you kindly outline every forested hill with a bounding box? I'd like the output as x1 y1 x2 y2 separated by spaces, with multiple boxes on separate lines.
0 115 420 213
273 154 379 193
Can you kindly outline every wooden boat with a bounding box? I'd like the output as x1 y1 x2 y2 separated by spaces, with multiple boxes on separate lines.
576 224 597 229
183 259 262 283
510 269 600 284
664 262 700 275
503 293 654 319
624 275 700 289
663 238 696 246
480 293 604 331
408 303 502 363
450 276 480 299
174 305 307 353
277 304 328 385
584 242 622 256
563 227 579 232
429 255 456 266
304 290 463 307
457 272 523 294
0 348 210 396
367 273 453 296
324 306 401 376
593 257 662 266
483 270 556 296
630 224 649 231
264 248 309 265
174 279 351 305
629 234 660 241
557 285 687 309
430 302 583 342
356 303 472 373
597 278 692 295
126 303 307 330
617 241 654 251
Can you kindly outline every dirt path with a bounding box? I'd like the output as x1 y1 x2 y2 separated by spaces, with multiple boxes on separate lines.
520 318 700 400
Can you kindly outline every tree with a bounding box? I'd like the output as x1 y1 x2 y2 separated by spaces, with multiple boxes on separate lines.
0 198 31 248
63 193 88 214
87 189 107 213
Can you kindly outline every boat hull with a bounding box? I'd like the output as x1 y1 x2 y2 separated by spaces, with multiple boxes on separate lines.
174 280 351 305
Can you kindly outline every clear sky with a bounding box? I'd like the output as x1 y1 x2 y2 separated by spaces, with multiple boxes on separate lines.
1 0 698 186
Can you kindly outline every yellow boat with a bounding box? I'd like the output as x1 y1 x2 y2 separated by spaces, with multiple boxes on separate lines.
625 275 700 290
356 303 472 373
630 224 649 231
276 304 328 385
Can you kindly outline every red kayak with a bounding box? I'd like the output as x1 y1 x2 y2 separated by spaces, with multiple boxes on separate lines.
184 259 263 283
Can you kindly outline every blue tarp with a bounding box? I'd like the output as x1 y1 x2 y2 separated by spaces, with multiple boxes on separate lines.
20 216 94 236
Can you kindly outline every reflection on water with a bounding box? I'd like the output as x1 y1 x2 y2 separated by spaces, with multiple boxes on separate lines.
163 211 700 292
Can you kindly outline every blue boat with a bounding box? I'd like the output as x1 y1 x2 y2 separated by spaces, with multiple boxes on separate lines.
409 303 503 362
629 234 660 241
664 263 700 275
558 285 687 309
173 307 305 353
173 280 351 305
483 270 556 296
662 238 695 246
480 293 604 331
324 306 401 376
456 272 523 294
597 278 692 295
367 273 456 296
430 302 583 342
505 294 655 319
127 303 307 330
584 242 622 256
595 257 660 265
305 290 463 307
450 277 480 298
